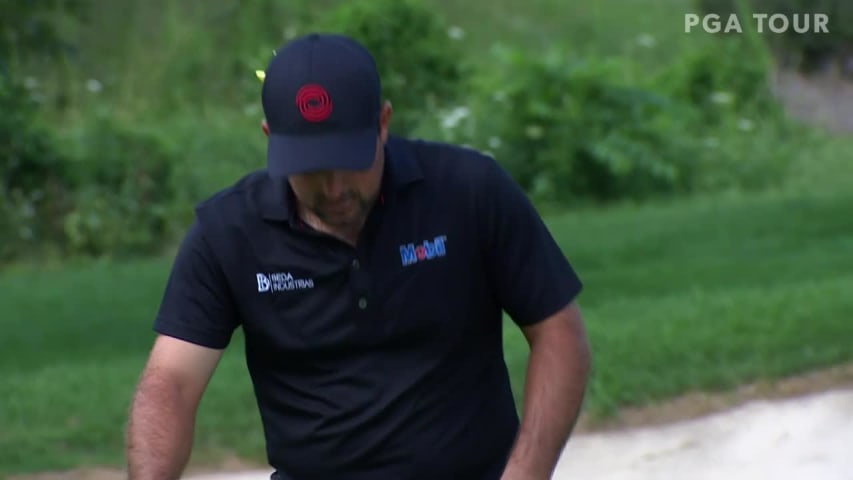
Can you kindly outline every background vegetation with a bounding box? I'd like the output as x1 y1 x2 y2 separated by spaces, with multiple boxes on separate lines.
2 0 852 475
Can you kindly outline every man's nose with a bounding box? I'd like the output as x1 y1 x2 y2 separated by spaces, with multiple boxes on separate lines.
320 171 346 198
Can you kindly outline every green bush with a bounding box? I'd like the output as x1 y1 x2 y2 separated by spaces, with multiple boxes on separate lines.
7 107 183 264
1 89 266 265
0 78 68 195
651 36 798 192
159 112 267 223
53 108 267 259
422 37 799 205
0 76 74 263
653 35 780 125
0 0 88 263
58 112 180 257
0 0 817 266
306 0 467 136
436 47 705 205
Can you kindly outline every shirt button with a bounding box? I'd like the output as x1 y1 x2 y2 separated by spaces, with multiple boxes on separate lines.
352 259 360 270
358 297 368 309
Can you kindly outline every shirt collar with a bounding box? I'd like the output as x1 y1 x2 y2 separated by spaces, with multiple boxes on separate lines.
259 135 423 223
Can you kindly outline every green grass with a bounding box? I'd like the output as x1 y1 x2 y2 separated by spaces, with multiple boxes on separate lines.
2 184 853 475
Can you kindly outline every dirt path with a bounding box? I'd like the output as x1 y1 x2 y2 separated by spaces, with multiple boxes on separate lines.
771 68 853 134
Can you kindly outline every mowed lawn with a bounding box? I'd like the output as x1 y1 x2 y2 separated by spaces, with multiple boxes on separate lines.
2 182 852 475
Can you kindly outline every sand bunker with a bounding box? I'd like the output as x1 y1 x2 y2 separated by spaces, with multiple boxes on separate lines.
185 388 853 480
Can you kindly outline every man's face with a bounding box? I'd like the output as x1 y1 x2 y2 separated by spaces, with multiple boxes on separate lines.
283 102 392 230
287 137 385 228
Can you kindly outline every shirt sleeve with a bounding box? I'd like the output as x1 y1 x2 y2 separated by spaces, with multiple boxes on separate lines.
478 155 583 326
153 219 240 349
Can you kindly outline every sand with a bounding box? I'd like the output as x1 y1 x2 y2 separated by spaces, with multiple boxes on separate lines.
184 388 853 480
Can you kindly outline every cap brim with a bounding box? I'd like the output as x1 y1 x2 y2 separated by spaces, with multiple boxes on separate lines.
267 127 377 177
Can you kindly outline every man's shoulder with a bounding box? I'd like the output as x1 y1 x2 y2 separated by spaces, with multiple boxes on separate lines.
393 136 499 181
398 136 493 163
189 169 275 234
194 169 269 213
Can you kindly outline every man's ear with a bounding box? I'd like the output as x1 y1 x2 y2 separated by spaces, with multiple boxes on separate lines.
261 118 270 137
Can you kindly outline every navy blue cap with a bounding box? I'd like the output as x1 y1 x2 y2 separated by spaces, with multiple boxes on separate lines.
261 33 382 177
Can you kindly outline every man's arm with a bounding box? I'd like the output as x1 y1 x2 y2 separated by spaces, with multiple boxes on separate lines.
126 217 240 479
469 153 591 479
501 301 591 480
126 334 224 480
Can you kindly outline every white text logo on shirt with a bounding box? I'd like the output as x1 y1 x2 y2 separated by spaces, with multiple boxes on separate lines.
256 272 315 293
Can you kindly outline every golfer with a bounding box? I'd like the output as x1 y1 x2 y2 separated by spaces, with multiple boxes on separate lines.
126 33 591 480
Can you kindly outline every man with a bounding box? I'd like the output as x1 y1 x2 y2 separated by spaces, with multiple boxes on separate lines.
125 33 591 480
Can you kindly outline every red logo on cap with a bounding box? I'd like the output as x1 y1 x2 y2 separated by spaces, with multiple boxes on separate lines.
295 84 332 122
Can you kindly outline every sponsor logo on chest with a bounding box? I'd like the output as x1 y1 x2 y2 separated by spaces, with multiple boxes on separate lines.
399 235 447 266
256 271 314 293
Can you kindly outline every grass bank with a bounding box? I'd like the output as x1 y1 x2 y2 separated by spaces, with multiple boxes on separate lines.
2 182 852 475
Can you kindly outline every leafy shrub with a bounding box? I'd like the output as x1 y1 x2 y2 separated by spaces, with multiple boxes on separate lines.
438 47 706 205
56 108 268 258
424 38 799 205
0 78 68 195
0 76 74 263
651 36 798 192
307 0 467 136
653 35 780 125
58 113 180 257
160 112 267 226
1 88 267 264
0 0 88 263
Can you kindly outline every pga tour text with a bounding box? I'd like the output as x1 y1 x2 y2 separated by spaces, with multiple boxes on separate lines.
685 13 829 34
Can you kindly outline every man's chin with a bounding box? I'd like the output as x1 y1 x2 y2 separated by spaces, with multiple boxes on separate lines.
317 209 363 228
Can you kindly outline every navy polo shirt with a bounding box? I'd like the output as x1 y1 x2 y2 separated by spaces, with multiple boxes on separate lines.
153 135 583 479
